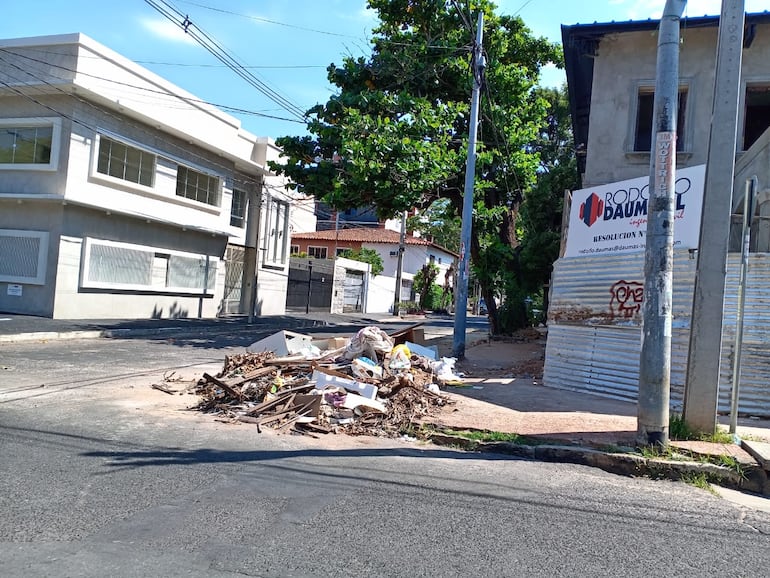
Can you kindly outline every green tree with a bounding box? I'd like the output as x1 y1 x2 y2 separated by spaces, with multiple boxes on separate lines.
413 262 439 310
270 0 561 334
406 198 461 254
339 247 384 276
518 85 579 310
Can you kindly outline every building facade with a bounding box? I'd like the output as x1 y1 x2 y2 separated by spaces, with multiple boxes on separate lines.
546 13 770 417
291 227 457 313
0 33 307 319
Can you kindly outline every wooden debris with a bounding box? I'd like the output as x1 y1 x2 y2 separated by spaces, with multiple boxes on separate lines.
185 327 455 437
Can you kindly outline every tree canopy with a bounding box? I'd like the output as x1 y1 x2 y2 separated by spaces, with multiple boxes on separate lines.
269 0 565 333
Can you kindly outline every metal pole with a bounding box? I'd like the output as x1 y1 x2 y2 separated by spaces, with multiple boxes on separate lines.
393 210 407 316
637 0 687 448
453 11 484 359
306 260 313 315
730 176 756 434
683 0 745 433
198 255 210 318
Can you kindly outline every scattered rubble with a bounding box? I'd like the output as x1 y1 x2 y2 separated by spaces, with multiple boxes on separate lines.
181 324 459 438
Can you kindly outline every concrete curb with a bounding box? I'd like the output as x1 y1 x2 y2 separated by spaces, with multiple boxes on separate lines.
425 433 770 496
0 319 331 344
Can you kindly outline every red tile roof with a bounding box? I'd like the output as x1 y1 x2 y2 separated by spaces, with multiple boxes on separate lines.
291 228 458 256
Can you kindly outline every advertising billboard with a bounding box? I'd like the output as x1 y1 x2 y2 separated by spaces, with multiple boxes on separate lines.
564 164 706 258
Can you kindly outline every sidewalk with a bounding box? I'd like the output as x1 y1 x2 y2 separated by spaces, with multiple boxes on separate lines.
0 311 384 343
2 311 769 497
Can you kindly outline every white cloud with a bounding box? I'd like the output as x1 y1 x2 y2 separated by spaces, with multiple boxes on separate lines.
140 17 197 45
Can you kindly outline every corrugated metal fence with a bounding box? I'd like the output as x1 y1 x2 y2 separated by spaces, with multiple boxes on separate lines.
544 250 770 417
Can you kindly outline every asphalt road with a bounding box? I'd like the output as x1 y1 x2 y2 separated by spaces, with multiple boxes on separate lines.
2 334 770 577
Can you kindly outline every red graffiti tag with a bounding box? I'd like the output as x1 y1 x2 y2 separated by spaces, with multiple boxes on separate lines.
609 280 644 319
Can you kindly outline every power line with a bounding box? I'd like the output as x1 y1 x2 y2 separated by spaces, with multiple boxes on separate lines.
142 0 307 120
175 0 362 39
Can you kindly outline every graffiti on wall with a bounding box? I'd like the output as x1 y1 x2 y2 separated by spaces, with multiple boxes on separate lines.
609 280 644 319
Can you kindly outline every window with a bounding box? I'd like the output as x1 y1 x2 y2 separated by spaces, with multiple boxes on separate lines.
336 247 347 256
0 125 52 164
0 118 60 170
743 85 770 150
633 89 687 152
82 238 216 293
290 245 300 255
263 197 290 266
176 165 220 206
308 246 327 259
97 136 155 187
0 229 49 285
230 189 246 228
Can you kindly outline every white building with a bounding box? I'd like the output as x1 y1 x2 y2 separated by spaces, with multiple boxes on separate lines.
0 33 311 319
290 227 457 313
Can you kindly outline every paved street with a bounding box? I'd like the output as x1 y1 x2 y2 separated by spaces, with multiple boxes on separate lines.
2 334 770 576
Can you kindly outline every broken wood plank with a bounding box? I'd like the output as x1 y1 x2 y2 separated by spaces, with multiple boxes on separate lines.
301 422 332 434
203 373 245 401
226 366 276 386
244 393 293 416
151 382 176 395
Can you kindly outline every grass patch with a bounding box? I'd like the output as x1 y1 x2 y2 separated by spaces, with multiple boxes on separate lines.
669 414 733 444
421 425 546 445
679 472 717 494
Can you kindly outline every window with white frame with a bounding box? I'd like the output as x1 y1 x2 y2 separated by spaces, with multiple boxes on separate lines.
0 229 49 285
97 135 156 187
0 118 60 170
290 244 300 255
176 165 220 207
633 87 688 152
307 246 327 259
262 197 290 266
82 238 216 294
230 189 246 228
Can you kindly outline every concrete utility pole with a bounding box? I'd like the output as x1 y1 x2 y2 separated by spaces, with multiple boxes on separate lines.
683 0 745 434
637 0 687 448
393 210 407 316
453 11 484 359
242 182 263 324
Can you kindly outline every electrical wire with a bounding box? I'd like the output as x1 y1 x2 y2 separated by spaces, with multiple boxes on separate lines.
142 0 307 120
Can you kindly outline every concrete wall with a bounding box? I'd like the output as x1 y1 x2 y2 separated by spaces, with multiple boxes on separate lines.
51 205 227 319
0 202 63 316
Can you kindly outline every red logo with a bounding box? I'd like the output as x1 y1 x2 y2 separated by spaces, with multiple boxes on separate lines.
579 193 604 227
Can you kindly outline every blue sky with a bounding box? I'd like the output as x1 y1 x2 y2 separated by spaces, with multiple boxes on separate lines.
2 0 768 138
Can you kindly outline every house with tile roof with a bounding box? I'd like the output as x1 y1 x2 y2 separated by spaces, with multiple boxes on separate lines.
290 226 457 313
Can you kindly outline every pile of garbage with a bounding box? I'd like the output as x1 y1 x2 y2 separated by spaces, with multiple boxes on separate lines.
190 325 463 438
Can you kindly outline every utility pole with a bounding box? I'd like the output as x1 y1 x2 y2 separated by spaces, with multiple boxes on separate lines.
453 11 484 359
637 0 687 448
393 210 407 316
683 0 745 433
242 181 263 324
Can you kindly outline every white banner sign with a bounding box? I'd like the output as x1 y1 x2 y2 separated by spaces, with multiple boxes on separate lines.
564 164 705 258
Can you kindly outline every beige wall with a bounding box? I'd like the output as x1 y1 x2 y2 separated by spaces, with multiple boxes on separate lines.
584 23 770 187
